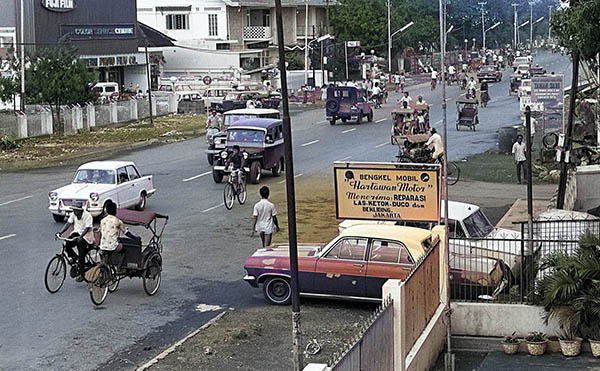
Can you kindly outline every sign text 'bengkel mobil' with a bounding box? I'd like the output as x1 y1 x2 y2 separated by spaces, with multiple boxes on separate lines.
42 0 75 12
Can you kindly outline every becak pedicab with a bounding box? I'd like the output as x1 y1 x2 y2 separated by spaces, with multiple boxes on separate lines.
391 106 417 144
456 96 479 131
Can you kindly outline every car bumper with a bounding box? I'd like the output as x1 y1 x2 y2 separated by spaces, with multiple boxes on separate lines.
243 275 258 287
49 203 103 217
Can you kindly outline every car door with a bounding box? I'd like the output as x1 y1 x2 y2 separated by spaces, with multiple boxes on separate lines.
115 167 133 207
313 237 368 297
126 165 143 205
365 239 414 298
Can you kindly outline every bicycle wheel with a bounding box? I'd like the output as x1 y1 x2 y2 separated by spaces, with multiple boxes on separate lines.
143 254 162 296
223 183 235 210
89 266 109 306
44 255 66 293
447 162 460 185
108 269 119 293
237 181 247 205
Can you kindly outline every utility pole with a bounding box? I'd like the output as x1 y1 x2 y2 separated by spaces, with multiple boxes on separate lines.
529 1 534 50
19 0 25 112
557 0 580 209
479 2 486 51
388 0 392 73
274 1 303 370
525 106 534 257
145 41 153 125
304 0 309 85
548 5 552 40
512 3 518 50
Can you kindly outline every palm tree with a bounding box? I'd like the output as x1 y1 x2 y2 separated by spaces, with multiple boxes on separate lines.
537 232 600 339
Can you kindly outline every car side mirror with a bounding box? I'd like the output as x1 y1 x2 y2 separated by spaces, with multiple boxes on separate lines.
265 135 274 144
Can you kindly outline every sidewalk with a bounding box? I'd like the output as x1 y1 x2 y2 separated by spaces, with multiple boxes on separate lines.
433 350 600 370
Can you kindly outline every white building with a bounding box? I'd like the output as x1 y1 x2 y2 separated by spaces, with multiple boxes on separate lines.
137 0 231 50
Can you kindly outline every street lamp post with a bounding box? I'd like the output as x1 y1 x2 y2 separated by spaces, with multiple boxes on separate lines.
517 20 529 45
529 1 534 50
389 21 415 73
512 3 518 49
387 0 392 73
479 2 487 51
548 5 553 40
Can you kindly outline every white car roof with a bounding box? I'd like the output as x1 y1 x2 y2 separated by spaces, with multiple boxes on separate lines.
224 108 279 115
443 200 480 221
78 161 135 171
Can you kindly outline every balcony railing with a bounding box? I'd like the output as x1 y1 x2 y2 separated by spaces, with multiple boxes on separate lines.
243 26 272 40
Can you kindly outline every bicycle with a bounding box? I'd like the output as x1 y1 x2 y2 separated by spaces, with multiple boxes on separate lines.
45 234 100 293
396 149 460 185
224 168 247 210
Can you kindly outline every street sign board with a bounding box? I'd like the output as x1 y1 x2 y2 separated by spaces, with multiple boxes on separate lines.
532 75 564 133
334 162 440 222
203 75 212 85
346 41 361 47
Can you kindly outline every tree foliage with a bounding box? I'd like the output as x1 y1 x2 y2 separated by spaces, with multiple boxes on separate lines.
25 47 96 133
0 75 19 104
551 0 600 71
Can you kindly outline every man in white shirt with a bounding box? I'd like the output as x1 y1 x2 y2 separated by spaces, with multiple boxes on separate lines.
100 201 125 252
512 135 527 184
57 201 94 281
399 91 412 106
448 65 456 83
252 186 280 247
425 128 444 160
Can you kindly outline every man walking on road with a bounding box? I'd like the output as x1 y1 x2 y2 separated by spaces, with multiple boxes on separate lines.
252 186 280 247
512 135 527 184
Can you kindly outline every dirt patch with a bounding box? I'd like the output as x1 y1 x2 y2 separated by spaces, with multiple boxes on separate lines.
0 114 206 171
459 151 559 184
148 300 375 371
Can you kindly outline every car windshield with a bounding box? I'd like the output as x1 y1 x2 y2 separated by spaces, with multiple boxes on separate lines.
175 85 193 91
73 169 116 184
227 129 265 144
463 209 494 238
225 92 241 100
481 66 494 72
224 114 258 126
515 57 529 64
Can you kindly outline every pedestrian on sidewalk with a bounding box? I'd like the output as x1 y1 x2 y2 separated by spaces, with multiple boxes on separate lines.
251 186 280 247
512 135 527 184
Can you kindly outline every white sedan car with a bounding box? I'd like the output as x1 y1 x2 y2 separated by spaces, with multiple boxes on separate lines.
48 161 156 222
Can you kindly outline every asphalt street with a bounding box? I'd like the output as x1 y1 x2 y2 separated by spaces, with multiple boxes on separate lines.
0 51 572 370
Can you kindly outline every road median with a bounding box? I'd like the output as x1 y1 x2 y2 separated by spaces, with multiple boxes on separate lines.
0 114 206 172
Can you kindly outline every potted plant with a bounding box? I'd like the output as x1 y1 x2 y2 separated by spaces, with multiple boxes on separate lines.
525 332 547 356
537 232 600 356
558 329 582 357
502 332 520 354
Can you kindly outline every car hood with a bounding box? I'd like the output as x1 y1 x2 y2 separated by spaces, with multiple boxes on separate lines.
53 183 115 199
249 244 323 259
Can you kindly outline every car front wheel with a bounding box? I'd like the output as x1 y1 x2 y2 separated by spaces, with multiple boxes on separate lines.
213 169 224 183
52 214 65 223
249 161 262 184
263 276 292 305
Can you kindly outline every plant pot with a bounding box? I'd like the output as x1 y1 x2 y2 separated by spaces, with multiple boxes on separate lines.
559 338 582 357
526 340 547 356
502 341 520 355
590 340 600 358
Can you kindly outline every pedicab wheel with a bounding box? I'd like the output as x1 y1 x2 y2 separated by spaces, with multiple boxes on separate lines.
446 162 460 186
143 254 162 296
108 269 119 292
237 181 247 205
223 183 235 210
89 266 109 306
263 276 292 305
45 255 66 293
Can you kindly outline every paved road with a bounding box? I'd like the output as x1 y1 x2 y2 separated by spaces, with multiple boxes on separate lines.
0 51 571 370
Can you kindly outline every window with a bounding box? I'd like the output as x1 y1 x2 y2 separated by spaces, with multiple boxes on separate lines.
325 238 368 261
105 86 116 93
208 14 218 36
117 167 129 184
370 240 414 264
126 166 140 180
166 14 189 30
449 220 466 238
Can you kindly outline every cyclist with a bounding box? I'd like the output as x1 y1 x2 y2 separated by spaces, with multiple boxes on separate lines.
225 145 246 190
425 128 444 162
430 69 438 90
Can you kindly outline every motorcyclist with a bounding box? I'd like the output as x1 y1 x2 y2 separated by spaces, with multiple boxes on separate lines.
430 69 438 90
225 145 246 189
371 82 382 108
448 65 456 85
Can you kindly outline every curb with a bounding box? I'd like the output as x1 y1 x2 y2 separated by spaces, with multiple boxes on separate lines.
136 310 229 371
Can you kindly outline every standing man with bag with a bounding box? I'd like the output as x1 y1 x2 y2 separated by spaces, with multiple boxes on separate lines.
251 186 280 247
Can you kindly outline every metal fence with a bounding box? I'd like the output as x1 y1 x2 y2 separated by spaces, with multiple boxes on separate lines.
450 219 600 304
330 298 394 371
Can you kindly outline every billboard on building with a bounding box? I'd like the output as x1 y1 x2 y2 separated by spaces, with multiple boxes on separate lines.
334 162 441 222
531 75 564 133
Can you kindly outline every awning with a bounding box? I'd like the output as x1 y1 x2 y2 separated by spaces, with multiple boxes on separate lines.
137 22 176 48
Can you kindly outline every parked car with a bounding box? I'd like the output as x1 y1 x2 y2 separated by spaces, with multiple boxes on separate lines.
206 108 280 165
243 224 509 304
518 79 532 99
92 82 119 101
337 201 528 285
512 56 532 71
529 64 547 76
477 65 502 82
213 91 265 112
153 83 202 101
515 64 531 76
212 118 284 184
325 86 373 125
48 161 155 222
202 88 234 111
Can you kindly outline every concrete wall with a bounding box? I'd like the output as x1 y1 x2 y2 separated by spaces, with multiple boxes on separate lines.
159 46 241 73
406 304 446 371
575 165 600 212
451 302 561 338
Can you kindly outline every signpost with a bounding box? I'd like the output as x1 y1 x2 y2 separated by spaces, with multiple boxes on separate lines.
531 74 564 134
334 162 441 222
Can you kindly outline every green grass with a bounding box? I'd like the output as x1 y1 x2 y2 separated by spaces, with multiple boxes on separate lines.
0 114 206 171
459 150 556 184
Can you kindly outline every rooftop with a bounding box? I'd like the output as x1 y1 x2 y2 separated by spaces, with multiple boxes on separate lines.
78 161 135 170
228 118 282 129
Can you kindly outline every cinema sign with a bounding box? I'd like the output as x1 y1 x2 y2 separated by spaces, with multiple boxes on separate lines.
42 0 76 12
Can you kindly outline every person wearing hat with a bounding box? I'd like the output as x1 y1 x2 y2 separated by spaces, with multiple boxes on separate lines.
57 201 94 281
